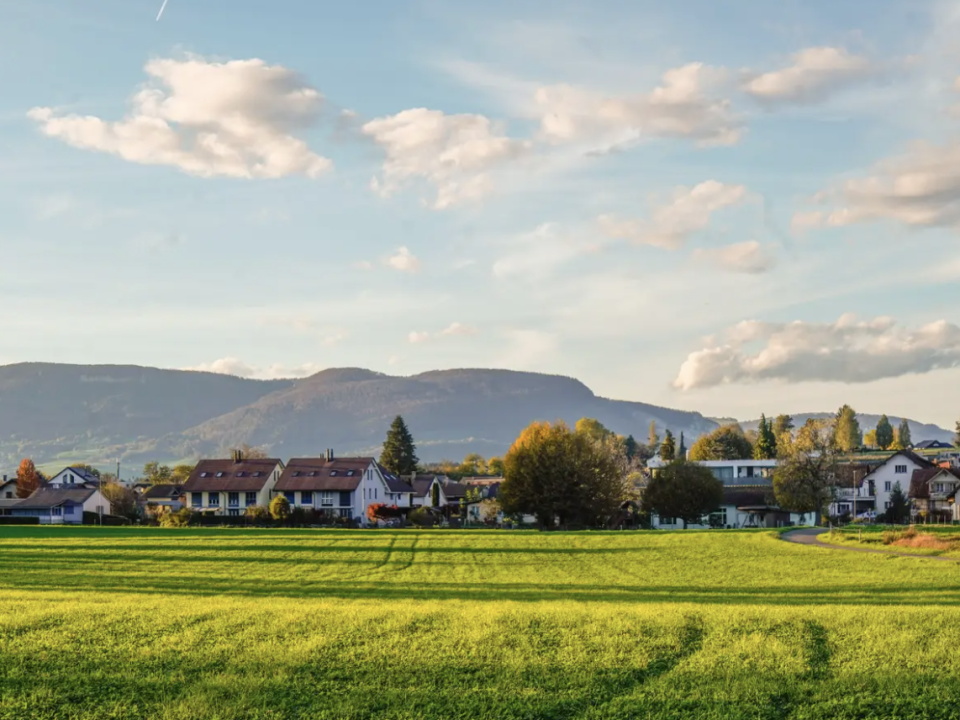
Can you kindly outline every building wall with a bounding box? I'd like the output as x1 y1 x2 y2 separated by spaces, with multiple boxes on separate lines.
859 455 928 514
187 465 282 516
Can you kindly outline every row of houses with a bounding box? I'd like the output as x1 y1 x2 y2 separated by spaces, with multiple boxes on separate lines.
0 466 112 524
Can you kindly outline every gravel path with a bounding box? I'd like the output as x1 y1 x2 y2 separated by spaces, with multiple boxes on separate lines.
781 527 959 562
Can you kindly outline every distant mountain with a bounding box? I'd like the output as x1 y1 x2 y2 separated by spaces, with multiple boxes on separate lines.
0 364 718 472
740 413 955 445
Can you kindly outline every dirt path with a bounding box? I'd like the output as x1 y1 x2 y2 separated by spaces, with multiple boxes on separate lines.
781 528 959 562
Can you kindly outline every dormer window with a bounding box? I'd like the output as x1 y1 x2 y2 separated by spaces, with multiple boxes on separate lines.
292 471 301 477
236 472 244 477
346 470 354 476
200 472 209 478
330 471 338 476
215 472 224 478
251 472 261 477
309 471 317 477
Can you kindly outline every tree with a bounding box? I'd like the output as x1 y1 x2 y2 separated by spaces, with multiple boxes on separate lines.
677 432 686 460
659 430 676 461
379 415 419 476
689 424 753 461
833 405 862 452
956 417 960 448
487 457 505 476
430 482 440 508
641 460 724 528
16 459 43 499
171 464 195 484
499 420 629 529
875 415 894 450
269 495 290 522
101 482 139 520
863 429 878 448
575 417 615 443
623 435 639 461
142 462 173 485
753 415 777 460
647 421 659 452
773 420 839 524
890 429 905 451
772 414 795 439
898 418 912 449
477 498 501 525
886 482 910 525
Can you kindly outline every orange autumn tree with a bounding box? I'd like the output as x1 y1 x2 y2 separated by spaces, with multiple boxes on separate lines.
16 458 43 498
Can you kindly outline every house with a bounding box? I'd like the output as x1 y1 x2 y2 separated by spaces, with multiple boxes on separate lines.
9 487 110 524
140 484 184 514
273 452 391 522
441 479 468 508
912 440 956 450
47 467 100 488
0 476 19 515
379 466 415 507
182 451 283 517
910 467 960 519
835 450 936 518
410 474 448 508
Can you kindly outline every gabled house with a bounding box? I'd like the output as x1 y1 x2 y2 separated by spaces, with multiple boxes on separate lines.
911 467 960 519
140 484 184 514
913 440 955 450
273 452 390 522
379 466 415 507
0 476 19 515
182 451 283 516
9 487 110 524
47 467 100 488
410 475 447 508
847 450 936 517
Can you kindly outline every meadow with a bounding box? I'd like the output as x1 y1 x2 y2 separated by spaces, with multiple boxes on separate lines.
2 527 960 719
827 524 960 558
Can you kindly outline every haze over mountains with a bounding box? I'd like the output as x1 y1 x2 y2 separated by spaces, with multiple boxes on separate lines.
0 363 952 475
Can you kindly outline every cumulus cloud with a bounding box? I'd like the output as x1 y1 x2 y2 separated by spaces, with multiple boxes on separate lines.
385 246 420 272
362 108 530 209
408 322 479 343
800 140 960 229
742 47 874 105
692 240 776 274
673 314 960 390
187 357 324 380
28 56 331 179
492 222 602 279
535 63 742 148
598 180 747 249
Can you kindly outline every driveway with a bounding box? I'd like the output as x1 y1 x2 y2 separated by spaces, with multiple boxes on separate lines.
782 527 959 562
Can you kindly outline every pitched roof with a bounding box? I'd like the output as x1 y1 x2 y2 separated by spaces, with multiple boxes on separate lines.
864 450 935 483
13 487 97 510
914 440 954 449
183 458 282 492
142 484 183 500
442 480 468 499
910 467 960 499
275 457 373 492
378 465 414 494
411 478 436 498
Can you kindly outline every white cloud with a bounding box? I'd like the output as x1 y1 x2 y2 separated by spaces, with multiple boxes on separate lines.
29 56 331 179
385 246 420 273
673 314 960 390
692 241 776 274
408 322 479 343
362 108 530 209
598 180 747 249
802 140 960 229
742 47 874 105
492 222 601 279
535 63 742 148
187 357 324 380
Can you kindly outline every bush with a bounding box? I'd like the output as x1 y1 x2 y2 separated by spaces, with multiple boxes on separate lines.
367 503 402 523
882 525 918 545
0 516 39 525
409 507 437 528
158 507 195 528
269 496 290 522
245 505 270 524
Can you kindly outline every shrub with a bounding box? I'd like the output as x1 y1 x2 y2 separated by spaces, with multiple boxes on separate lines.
0 516 39 525
245 505 270 524
409 507 436 528
882 525 918 545
158 507 195 528
269 496 290 522
367 503 401 523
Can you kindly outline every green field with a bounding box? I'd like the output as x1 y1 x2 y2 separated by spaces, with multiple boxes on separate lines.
2 528 960 719
827 525 960 558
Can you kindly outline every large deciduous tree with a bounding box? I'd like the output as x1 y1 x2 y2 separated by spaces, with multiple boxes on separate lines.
833 405 862 452
772 414 795 440
16 458 43 498
753 415 777 460
689 424 754 461
659 430 676 461
897 418 912 449
499 420 628 529
101 482 140 520
379 415 419 476
875 415 894 450
641 460 723 528
773 420 839 525
647 421 659 453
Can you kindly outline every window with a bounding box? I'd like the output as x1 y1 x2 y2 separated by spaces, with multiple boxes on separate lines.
208 493 220 507
346 470 354 476
885 501 892 509
245 492 257 506
235 472 244 477
895 465 907 474
301 491 314 505
4 491 11 499
216 472 224 478
192 492 202 508
64 505 74 515
228 492 239 507
292 471 301 477
309 471 317 477
228 509 241 517
935 483 945 493
330 471 338 476
52 506 62 516
884 481 891 492
251 472 261 477
284 492 295 505
339 491 352 507
339 508 352 519
320 492 334 507
200 472 209 478
374 488 378 499
660 516 675 525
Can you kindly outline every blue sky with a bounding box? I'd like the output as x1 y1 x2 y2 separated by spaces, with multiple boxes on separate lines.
2 0 960 427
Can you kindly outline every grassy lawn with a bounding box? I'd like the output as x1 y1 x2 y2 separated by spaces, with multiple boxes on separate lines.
826 525 960 558
3 528 960 718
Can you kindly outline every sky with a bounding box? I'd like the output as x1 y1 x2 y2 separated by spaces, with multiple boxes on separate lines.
1 0 960 427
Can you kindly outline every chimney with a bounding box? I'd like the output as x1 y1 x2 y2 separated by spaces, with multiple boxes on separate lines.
233 449 243 463
325 448 334 461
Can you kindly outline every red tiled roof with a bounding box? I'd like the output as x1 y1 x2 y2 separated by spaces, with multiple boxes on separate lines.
275 457 374 491
182 459 282 492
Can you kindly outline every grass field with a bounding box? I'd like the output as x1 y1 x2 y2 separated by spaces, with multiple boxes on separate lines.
3 528 960 719
828 525 960 558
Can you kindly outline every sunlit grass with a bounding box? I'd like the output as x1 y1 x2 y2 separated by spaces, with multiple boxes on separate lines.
2 527 960 718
